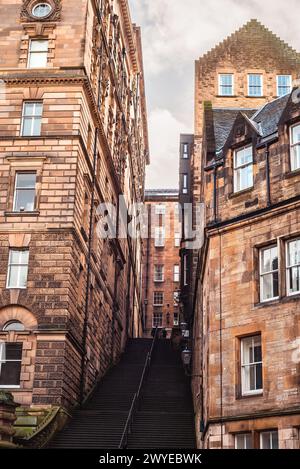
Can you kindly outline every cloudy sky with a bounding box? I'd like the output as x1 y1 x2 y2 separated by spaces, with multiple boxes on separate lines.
128 0 300 189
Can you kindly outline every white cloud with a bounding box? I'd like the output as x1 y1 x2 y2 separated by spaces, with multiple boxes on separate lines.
146 108 189 189
128 0 300 188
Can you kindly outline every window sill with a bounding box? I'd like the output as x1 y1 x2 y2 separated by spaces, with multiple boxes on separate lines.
246 95 265 99
228 187 254 199
285 168 300 179
216 95 238 98
254 298 280 308
5 211 40 217
237 392 263 400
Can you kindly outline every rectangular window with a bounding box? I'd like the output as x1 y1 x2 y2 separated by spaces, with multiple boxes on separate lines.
182 143 189 159
154 265 164 282
235 433 253 449
260 245 279 302
174 265 180 282
277 75 292 97
182 174 188 194
290 124 300 171
173 312 179 326
28 39 49 68
175 232 181 247
260 431 279 449
234 145 253 192
152 312 163 328
241 335 263 396
183 254 188 286
219 74 234 96
0 343 23 388
248 74 263 97
7 249 29 289
153 291 164 306
154 227 165 247
173 290 180 306
21 102 43 136
286 239 300 296
13 172 37 212
155 204 166 215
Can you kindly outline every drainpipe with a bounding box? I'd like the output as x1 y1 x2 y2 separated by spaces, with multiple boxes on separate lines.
111 195 121 364
265 143 271 207
80 127 99 405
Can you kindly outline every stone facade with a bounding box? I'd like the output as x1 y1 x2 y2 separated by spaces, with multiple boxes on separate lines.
142 190 181 338
0 0 149 410
189 20 300 448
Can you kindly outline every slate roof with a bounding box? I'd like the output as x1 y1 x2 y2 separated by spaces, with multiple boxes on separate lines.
252 93 290 137
212 108 256 152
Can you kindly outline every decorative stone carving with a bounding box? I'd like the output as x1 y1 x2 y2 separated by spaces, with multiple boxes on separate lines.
0 391 19 448
20 0 62 23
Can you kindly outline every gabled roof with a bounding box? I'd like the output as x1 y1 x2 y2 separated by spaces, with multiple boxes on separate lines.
198 19 300 69
252 94 290 137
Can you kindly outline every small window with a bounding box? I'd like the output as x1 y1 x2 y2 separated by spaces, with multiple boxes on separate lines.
219 74 234 96
173 312 179 326
241 335 263 396
235 433 253 449
0 342 23 388
182 143 189 159
277 75 292 97
182 174 188 194
155 227 165 247
174 232 181 247
28 39 48 68
3 321 25 332
7 249 29 289
13 172 37 212
154 265 164 282
286 239 300 296
234 145 253 192
260 245 279 302
248 74 263 97
260 430 279 449
155 204 166 215
173 291 180 306
174 265 180 282
153 291 164 306
152 312 163 328
32 3 52 18
290 124 300 171
21 102 43 136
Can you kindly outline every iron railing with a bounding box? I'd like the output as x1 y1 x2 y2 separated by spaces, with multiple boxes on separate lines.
118 329 158 449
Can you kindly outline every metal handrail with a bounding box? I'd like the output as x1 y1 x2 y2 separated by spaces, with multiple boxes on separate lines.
118 329 158 449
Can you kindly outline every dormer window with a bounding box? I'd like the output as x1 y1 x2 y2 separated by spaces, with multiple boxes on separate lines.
233 145 253 192
248 74 263 97
219 74 234 96
290 123 300 171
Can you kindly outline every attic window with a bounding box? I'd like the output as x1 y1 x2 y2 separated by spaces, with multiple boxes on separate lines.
219 74 234 96
233 144 253 192
248 74 263 97
277 75 292 97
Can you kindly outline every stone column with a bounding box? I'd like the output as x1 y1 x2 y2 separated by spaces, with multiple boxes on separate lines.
0 391 19 448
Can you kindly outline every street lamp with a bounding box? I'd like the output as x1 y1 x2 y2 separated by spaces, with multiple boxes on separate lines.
181 346 192 367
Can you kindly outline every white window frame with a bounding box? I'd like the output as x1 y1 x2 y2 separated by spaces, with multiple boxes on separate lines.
235 433 253 449
233 144 253 193
259 245 279 303
218 73 234 96
241 335 263 396
286 238 300 296
0 342 22 389
248 74 263 97
28 39 49 69
276 75 292 97
154 227 165 247
152 312 163 328
153 291 164 306
6 249 29 290
182 174 188 194
13 172 37 213
260 430 279 449
182 143 189 159
21 101 43 137
174 232 181 247
290 123 300 172
154 265 164 282
174 265 180 282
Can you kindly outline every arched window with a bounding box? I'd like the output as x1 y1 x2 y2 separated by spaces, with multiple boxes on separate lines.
3 320 25 332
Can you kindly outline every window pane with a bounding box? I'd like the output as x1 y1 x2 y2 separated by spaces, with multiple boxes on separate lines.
291 145 300 171
16 173 36 189
32 117 42 135
0 361 22 387
261 246 278 273
30 40 48 52
288 266 300 293
249 74 262 96
277 75 291 96
14 189 35 212
22 118 33 136
5 343 23 360
29 52 48 68
235 433 252 449
220 74 233 95
255 362 263 390
292 125 300 144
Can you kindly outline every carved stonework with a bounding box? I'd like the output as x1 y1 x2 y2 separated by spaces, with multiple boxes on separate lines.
20 0 62 23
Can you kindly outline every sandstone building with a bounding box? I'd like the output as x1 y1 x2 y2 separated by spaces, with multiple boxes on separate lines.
142 189 181 338
183 20 300 448
0 0 149 419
